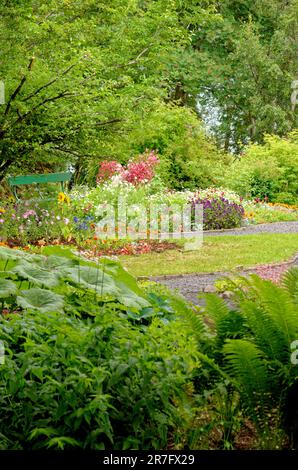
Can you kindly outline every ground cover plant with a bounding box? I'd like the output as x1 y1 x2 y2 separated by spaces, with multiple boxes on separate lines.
0 245 198 450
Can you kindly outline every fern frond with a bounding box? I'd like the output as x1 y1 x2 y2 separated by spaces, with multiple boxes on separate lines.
171 296 206 341
203 293 230 325
282 267 298 303
247 275 298 345
223 339 272 423
238 299 292 364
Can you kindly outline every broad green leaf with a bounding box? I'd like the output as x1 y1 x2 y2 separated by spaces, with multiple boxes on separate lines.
0 246 32 261
12 261 59 287
0 279 17 298
17 288 64 313
63 265 120 297
40 246 79 260
36 255 77 270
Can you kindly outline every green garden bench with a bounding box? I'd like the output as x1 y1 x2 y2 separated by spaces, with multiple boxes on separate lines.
7 172 72 201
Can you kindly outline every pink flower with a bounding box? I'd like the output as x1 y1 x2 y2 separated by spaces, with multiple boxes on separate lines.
0 219 4 223
23 209 36 219
97 160 123 184
96 150 159 186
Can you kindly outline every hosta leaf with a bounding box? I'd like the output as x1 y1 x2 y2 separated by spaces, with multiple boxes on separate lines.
17 288 64 313
99 259 149 308
0 246 33 261
0 279 17 298
12 261 59 287
40 246 79 260
117 293 149 309
63 265 121 297
36 255 77 270
101 259 147 297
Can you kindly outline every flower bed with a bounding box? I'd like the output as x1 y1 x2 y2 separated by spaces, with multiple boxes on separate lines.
1 154 297 251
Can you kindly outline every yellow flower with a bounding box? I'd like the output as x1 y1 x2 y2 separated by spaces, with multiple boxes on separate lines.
58 192 70 205
58 192 66 203
0 207 5 214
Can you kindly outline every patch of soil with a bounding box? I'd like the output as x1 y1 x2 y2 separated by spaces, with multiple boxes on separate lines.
1 238 181 256
234 420 258 450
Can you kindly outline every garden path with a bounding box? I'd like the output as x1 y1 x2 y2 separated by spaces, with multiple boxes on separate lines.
203 220 298 237
151 221 298 305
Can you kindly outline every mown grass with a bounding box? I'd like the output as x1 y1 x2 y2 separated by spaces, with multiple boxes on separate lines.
122 233 298 277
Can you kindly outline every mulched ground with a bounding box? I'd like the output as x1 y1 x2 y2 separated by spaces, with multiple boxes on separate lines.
1 238 181 256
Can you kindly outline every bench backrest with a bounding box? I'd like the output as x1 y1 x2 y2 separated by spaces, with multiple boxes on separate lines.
7 172 72 201
7 172 72 186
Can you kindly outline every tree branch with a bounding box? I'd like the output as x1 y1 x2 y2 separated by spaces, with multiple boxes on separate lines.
4 57 35 116
49 146 94 158
14 90 75 124
22 63 77 102
114 46 152 69
95 118 123 126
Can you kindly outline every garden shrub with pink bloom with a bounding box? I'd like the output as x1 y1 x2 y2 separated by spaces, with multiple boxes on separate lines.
96 150 160 186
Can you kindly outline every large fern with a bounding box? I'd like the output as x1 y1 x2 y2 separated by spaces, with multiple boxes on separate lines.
171 295 207 341
282 267 298 304
202 273 298 438
223 339 272 424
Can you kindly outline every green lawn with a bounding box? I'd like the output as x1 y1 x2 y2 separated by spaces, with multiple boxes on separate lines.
122 233 298 277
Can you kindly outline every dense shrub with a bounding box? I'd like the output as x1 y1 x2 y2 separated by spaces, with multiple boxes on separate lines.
96 150 160 186
192 197 244 230
0 247 197 450
225 131 298 204
87 104 232 190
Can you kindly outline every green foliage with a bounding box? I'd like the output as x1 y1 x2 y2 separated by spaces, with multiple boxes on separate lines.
185 1 298 149
0 246 150 312
0 0 220 182
226 132 298 203
202 273 298 439
0 309 197 449
0 246 198 449
282 267 298 304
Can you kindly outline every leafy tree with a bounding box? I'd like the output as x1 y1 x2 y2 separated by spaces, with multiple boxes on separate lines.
225 130 298 203
0 0 218 181
167 0 298 150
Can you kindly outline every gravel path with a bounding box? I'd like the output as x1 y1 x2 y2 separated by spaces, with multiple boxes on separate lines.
203 221 298 236
151 255 298 305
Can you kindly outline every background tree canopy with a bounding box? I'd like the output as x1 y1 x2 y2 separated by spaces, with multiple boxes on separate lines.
0 0 297 184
